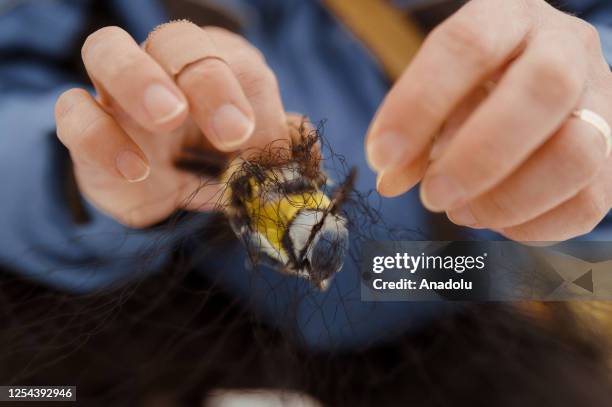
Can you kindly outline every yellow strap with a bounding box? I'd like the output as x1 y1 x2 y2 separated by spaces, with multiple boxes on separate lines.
321 0 424 82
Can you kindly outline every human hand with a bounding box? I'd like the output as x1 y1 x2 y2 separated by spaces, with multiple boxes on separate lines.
365 0 612 241
55 22 288 227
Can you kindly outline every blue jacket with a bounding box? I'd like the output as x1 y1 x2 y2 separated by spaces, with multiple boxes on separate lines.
1 0 611 349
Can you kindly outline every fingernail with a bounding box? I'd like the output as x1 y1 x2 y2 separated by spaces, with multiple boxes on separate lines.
211 104 254 150
448 205 477 226
143 84 186 124
420 174 464 211
366 131 409 173
376 172 406 198
116 150 150 183
376 172 397 197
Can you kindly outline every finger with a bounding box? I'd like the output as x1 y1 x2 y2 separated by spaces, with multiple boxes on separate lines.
498 180 611 242
421 29 587 212
81 26 188 133
55 88 150 183
365 0 531 174
448 100 611 228
378 84 492 198
145 21 255 152
176 114 307 212
376 153 430 198
206 27 288 153
430 85 490 162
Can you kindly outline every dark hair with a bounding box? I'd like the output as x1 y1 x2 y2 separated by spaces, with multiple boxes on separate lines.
1 265 611 407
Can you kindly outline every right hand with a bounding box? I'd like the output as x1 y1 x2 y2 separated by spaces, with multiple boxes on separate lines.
55 22 289 228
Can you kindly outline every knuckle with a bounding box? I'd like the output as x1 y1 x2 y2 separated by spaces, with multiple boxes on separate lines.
406 81 447 123
416 90 443 119
204 25 233 37
230 46 267 67
190 57 230 77
523 0 554 14
528 57 582 102
259 65 277 87
105 53 148 83
75 115 112 153
160 19 197 32
479 189 521 226
467 136 512 176
146 20 196 46
582 22 601 46
55 89 88 122
504 0 537 21
208 26 265 59
236 63 278 95
432 18 497 67
573 18 601 48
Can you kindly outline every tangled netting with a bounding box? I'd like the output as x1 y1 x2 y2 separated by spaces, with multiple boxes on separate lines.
1 122 612 406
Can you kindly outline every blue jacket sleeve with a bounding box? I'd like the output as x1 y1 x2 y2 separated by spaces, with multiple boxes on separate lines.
0 1 192 292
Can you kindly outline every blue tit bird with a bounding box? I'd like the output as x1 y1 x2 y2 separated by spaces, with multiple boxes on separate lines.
223 159 354 290
175 120 355 290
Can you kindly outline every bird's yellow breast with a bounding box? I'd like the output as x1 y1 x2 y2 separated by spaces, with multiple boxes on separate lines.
242 177 331 256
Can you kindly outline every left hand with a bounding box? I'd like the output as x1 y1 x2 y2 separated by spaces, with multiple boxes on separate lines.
365 0 612 241
56 23 290 228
